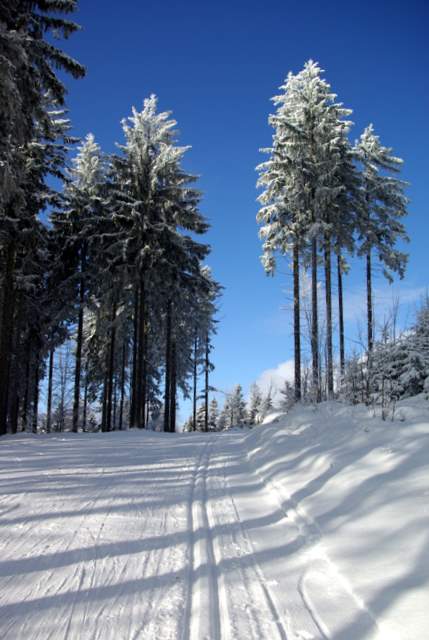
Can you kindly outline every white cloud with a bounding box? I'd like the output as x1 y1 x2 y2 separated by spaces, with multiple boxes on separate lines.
255 359 295 402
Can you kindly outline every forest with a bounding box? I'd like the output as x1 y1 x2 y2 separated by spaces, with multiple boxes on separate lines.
256 59 429 419
0 1 220 436
1 2 427 438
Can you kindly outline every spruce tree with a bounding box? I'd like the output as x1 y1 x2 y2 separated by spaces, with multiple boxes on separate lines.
229 385 247 426
208 398 219 431
248 383 263 425
0 1 84 435
258 60 353 401
55 134 105 432
354 125 408 355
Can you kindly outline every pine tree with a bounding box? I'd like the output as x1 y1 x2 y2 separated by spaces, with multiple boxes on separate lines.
228 385 247 426
55 134 105 432
258 61 354 402
248 383 263 425
217 408 228 431
260 387 274 419
106 96 215 434
208 398 219 430
182 416 194 432
340 353 367 405
0 10 224 438
195 404 206 432
279 380 295 411
354 125 408 355
0 2 84 435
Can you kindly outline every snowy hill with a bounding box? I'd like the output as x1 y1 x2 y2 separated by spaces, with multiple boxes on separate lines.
0 396 428 639
245 396 429 639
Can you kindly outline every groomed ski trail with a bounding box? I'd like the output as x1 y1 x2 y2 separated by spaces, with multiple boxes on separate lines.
0 428 384 639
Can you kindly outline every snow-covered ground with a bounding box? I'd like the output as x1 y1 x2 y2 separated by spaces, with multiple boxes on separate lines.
0 396 428 639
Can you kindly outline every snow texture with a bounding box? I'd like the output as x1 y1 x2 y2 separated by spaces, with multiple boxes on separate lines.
0 395 428 639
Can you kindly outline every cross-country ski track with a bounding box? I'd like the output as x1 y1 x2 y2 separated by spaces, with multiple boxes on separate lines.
2 399 428 640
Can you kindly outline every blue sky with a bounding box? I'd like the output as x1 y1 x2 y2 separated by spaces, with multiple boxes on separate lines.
62 0 428 408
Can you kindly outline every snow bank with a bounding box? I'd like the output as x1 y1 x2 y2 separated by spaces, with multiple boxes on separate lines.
244 395 429 640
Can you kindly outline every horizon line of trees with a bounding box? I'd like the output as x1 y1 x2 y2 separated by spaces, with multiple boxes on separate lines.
184 381 283 432
190 289 429 429
0 1 221 437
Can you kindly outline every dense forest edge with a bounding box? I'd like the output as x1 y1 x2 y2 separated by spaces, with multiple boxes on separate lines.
1 3 427 437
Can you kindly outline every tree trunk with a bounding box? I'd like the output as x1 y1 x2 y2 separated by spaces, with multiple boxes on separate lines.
113 375 118 431
324 235 334 398
10 394 19 435
293 242 301 401
367 250 373 353
105 296 117 432
337 253 345 376
0 242 16 435
6 299 22 433
22 341 31 432
140 297 147 430
46 346 55 433
32 350 40 434
119 338 126 430
311 237 320 401
82 368 88 432
204 334 209 432
101 369 108 432
129 286 139 428
163 300 172 433
192 333 198 431
169 337 177 433
101 339 110 433
72 246 86 433
72 275 85 433
136 279 146 428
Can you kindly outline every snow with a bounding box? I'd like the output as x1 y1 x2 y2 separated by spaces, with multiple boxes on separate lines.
246 396 429 640
1 396 428 639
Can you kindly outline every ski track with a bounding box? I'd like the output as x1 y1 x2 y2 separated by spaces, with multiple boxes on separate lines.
185 436 222 640
208 439 289 640
0 429 383 639
243 432 381 640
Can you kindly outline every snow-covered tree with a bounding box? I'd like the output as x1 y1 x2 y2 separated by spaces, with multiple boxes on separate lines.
0 10 223 438
195 404 206 432
107 96 212 433
229 385 247 426
279 380 295 411
354 124 408 354
216 407 228 431
260 387 274 419
257 60 355 401
54 134 105 432
248 383 263 425
0 2 84 435
182 416 194 432
340 352 367 405
217 389 246 430
208 398 219 431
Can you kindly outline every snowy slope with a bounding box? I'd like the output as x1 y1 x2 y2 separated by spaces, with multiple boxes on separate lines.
0 396 428 639
245 396 429 640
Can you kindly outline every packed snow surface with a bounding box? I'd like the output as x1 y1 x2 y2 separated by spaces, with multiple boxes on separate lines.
1 396 428 639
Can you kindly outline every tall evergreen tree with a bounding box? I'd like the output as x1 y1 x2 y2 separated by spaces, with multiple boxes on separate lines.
248 383 263 425
54 133 105 432
208 397 219 431
0 1 84 435
258 60 353 401
355 125 408 355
